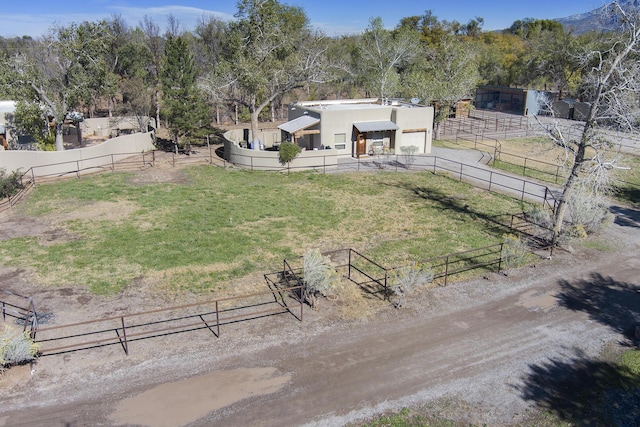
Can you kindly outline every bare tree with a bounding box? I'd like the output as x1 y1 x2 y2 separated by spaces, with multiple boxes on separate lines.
535 1 640 244
403 34 478 139
200 0 329 145
140 15 164 130
0 21 111 151
356 17 420 100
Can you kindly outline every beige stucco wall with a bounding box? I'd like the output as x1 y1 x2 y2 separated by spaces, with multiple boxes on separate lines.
82 116 155 137
0 131 156 177
286 100 434 157
392 105 434 154
224 129 337 171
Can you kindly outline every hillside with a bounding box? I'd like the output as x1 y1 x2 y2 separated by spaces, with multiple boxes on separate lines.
556 0 640 33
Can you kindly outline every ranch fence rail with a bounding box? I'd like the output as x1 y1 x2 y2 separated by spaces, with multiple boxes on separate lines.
30 284 304 356
0 289 38 332
1 149 559 216
2 220 549 358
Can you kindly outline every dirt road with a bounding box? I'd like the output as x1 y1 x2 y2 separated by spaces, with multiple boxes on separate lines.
0 207 638 426
1 117 638 426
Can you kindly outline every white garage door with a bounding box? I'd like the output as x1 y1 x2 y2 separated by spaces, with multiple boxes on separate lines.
401 131 426 151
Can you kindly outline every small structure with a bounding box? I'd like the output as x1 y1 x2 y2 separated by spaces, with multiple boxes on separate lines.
278 98 434 158
0 100 16 150
475 86 552 116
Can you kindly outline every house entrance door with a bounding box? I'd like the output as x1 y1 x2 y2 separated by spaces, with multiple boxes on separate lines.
356 133 366 157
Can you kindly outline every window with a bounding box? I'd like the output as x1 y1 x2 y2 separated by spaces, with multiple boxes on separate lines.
335 144 346 149
334 133 346 143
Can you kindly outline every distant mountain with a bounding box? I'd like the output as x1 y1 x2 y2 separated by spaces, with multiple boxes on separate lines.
556 0 640 33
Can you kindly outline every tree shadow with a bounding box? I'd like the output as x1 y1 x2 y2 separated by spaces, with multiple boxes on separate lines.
387 182 522 238
557 272 640 345
613 186 640 209
610 205 640 229
517 352 640 426
517 273 640 425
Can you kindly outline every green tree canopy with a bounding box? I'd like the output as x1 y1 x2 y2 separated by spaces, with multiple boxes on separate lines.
161 34 211 148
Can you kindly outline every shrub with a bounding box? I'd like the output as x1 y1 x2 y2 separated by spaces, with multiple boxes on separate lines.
567 187 614 235
0 326 39 369
501 234 533 273
387 262 433 308
0 168 25 199
399 145 419 168
302 249 341 309
278 142 302 165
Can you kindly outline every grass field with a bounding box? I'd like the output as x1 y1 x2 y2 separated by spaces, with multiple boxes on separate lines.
435 137 640 207
0 165 526 295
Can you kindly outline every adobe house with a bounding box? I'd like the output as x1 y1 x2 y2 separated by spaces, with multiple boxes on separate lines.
278 98 434 157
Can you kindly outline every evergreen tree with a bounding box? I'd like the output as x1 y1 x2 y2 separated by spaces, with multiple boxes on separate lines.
161 34 211 149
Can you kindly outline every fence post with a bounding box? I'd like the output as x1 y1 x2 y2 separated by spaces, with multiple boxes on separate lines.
521 180 526 201
112 154 116 171
121 316 129 355
498 242 504 272
523 158 527 177
488 171 493 192
76 161 81 178
444 255 450 286
348 249 352 280
459 163 463 181
31 169 36 186
299 289 304 322
384 270 388 300
215 300 220 337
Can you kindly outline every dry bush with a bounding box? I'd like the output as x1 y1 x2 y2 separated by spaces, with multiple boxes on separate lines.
0 326 38 370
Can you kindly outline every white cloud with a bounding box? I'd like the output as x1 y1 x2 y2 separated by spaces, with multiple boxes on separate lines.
111 5 235 29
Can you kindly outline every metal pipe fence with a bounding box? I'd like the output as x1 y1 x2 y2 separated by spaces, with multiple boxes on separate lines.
0 289 38 332
31 285 303 356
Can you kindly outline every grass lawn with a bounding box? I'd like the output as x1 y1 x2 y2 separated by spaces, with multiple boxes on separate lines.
0 165 526 295
435 137 640 207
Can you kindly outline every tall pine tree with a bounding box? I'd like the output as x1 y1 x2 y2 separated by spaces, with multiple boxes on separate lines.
161 34 210 150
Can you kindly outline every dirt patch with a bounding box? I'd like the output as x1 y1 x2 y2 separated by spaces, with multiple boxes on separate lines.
110 367 290 427
127 165 192 185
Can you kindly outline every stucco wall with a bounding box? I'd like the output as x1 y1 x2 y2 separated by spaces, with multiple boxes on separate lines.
224 129 337 171
0 131 156 177
82 116 155 137
392 106 434 154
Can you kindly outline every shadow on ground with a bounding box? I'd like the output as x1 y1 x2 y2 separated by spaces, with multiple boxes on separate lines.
517 273 640 425
558 272 640 344
611 205 640 229
518 353 640 426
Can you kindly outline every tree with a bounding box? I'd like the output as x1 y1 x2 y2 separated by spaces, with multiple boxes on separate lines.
477 31 527 87
526 25 583 98
403 34 479 138
140 16 164 129
535 1 640 243
160 34 211 150
356 17 419 100
0 21 110 151
8 100 55 150
278 142 301 174
202 0 328 144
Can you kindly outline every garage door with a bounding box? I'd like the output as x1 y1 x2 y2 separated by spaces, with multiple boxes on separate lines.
401 131 426 150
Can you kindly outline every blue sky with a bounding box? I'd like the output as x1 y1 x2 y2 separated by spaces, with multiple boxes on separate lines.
1 0 603 38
